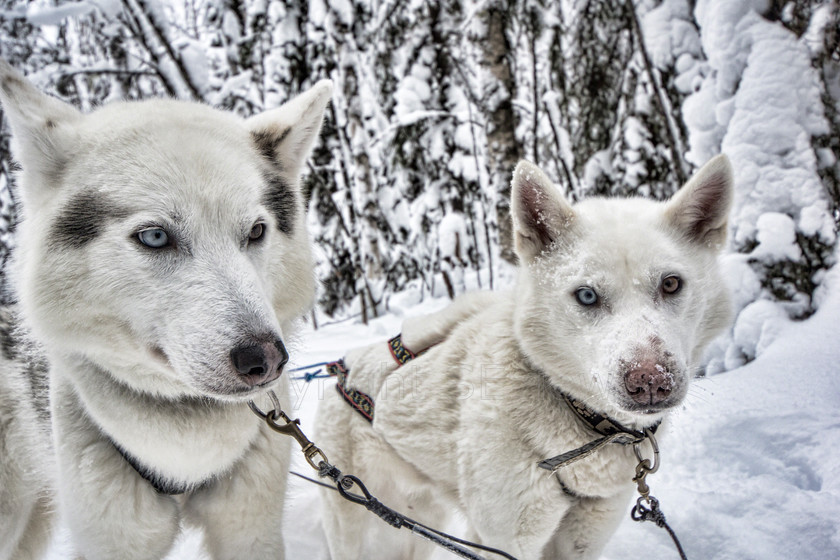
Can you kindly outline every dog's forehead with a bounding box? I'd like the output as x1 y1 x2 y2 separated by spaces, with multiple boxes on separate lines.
84 98 250 145
549 197 690 279
69 101 269 208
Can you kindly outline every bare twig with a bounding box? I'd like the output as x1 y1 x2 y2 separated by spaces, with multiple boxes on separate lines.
121 0 204 100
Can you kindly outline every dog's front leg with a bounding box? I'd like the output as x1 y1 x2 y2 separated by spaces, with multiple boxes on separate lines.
458 466 571 560
184 420 291 560
51 379 181 560
541 489 633 560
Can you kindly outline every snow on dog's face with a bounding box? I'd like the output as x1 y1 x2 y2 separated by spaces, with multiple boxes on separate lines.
511 157 733 425
0 60 331 400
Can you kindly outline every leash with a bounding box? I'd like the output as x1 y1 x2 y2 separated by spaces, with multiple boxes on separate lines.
248 390 518 560
288 361 334 382
288 334 418 379
288 470 518 559
630 433 688 560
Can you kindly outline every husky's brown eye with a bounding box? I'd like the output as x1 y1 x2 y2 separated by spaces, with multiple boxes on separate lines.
249 223 265 242
662 275 682 295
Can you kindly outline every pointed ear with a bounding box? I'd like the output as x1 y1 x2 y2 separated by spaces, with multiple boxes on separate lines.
0 59 81 199
510 160 575 261
247 79 333 178
665 154 733 249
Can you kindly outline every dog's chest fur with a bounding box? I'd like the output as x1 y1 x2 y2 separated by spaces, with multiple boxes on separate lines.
372 301 639 502
53 354 265 486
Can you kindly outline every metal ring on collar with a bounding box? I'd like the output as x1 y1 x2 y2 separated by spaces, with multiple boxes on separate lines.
633 428 660 474
247 390 283 420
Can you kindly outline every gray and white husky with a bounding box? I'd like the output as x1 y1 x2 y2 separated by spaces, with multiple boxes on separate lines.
316 156 733 559
0 59 331 560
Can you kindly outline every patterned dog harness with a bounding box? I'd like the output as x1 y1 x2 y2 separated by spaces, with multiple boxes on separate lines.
327 333 419 423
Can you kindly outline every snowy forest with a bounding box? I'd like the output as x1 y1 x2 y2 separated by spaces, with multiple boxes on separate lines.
0 0 838 374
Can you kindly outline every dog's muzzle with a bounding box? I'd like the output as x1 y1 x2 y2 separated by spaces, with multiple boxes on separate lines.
230 338 289 387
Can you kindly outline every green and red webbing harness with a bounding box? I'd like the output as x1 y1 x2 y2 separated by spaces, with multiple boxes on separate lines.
325 333 418 423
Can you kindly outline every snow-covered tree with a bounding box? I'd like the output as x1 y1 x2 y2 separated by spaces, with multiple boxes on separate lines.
0 0 837 367
683 1 838 370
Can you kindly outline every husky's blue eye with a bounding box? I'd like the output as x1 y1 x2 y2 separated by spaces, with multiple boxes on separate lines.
575 287 599 306
137 228 170 249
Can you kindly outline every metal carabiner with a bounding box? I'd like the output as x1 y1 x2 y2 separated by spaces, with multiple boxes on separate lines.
633 428 660 474
632 428 660 501
249 391 331 470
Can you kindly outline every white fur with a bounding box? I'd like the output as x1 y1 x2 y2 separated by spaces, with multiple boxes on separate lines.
0 319 53 560
0 59 331 560
316 156 733 559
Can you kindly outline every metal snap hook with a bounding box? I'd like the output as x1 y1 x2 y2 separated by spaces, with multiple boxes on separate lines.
633 428 660 474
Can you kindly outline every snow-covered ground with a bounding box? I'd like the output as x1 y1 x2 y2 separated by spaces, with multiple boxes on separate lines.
290 267 840 560
45 264 840 560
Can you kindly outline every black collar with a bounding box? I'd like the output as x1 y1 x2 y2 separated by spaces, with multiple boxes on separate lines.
111 440 207 495
537 393 659 473
561 393 656 440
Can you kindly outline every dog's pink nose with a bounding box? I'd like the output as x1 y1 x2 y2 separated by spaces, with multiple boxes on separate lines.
624 364 673 405
230 339 289 387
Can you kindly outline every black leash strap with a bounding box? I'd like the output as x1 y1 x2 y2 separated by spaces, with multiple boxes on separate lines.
249 391 518 560
630 431 689 560
631 496 688 560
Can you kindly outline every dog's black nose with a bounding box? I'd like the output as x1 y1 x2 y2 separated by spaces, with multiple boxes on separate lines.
230 339 289 386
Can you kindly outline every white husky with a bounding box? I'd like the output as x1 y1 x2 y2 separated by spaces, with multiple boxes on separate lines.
316 156 733 559
0 59 330 560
